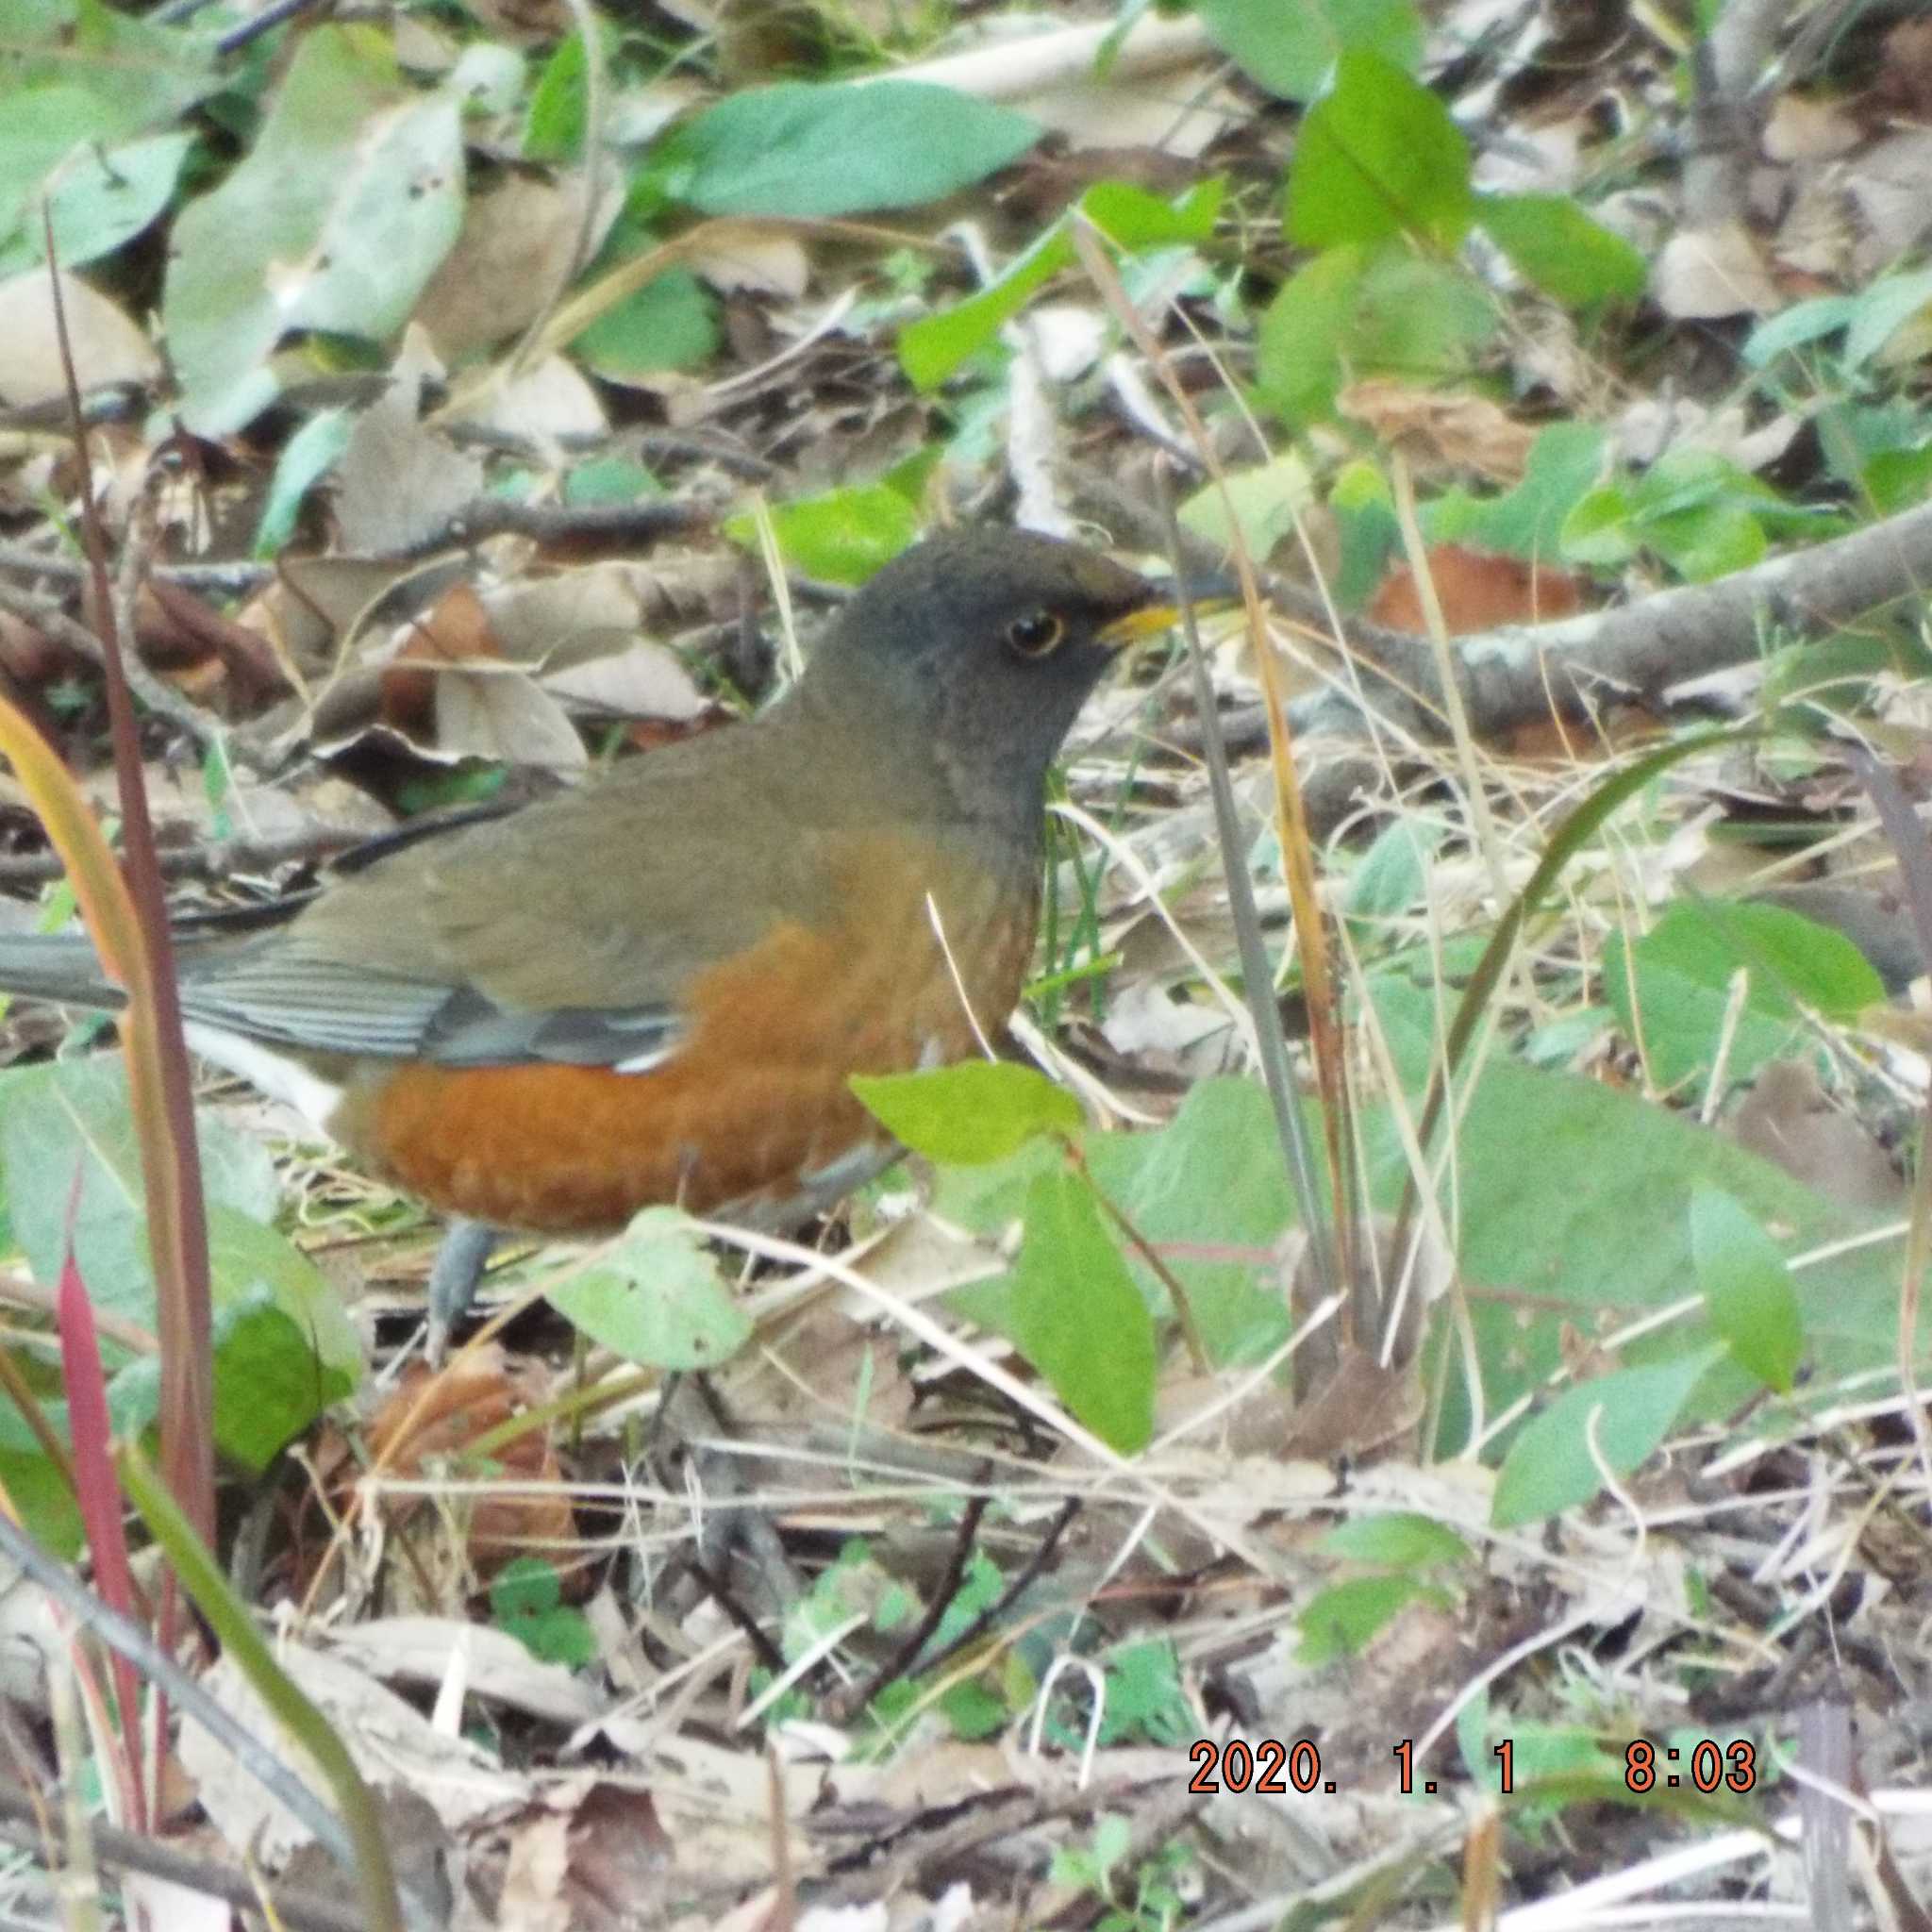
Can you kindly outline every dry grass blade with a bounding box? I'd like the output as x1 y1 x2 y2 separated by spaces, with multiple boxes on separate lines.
1070 215 1353 1309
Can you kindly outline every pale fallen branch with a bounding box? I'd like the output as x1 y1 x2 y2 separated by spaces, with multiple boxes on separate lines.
1074 466 1932 791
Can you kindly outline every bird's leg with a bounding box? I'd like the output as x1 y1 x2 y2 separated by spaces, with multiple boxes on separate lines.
423 1216 500 1361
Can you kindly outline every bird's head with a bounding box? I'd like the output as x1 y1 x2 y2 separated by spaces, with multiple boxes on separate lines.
799 527 1221 825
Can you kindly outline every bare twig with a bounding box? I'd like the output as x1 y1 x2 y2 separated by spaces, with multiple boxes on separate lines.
0 823 366 890
823 1486 992 1723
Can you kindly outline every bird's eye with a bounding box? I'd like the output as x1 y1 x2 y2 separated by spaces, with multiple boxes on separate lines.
1006 610 1065 658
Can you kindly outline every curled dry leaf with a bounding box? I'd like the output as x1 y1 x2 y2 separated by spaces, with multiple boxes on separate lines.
495 1783 675 1932
363 1342 576 1585
1762 92 1863 165
891 9 1230 159
447 352 609 441
179 1648 523 1864
1845 131 1932 271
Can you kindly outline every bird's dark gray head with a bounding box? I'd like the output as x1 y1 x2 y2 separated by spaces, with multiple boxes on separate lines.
797 528 1176 826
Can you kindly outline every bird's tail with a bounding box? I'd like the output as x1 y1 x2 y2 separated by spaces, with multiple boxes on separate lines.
0 933 124 1011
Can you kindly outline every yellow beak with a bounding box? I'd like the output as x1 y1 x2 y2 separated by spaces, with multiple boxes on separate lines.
1097 581 1242 647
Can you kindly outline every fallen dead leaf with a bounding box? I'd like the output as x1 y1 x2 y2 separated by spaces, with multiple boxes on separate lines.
1728 1058 1904 1212
1368 546 1588 634
418 173 622 358
179 1648 524 1863
686 218 811 299
498 1780 675 1932
0 269 160 406
1339 380 1540 483
364 1344 576 1589
1652 221 1781 319
325 1613 606 1726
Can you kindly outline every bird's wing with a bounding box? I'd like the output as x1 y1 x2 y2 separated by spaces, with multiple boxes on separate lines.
170 726 839 1072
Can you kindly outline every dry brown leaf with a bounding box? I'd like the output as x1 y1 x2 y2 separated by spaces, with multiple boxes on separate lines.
448 352 608 441
1762 93 1863 164
450 0 569 42
686 218 811 298
1338 379 1539 482
325 1614 605 1726
1280 1344 1424 1461
1869 16 1932 124
180 1649 523 1863
334 347 484 555
0 269 160 406
364 1344 576 1584
1368 546 1588 635
417 173 623 358
499 1782 674 1932
1846 129 1932 269
433 661 592 769
1652 221 1780 319
1729 1059 1904 1212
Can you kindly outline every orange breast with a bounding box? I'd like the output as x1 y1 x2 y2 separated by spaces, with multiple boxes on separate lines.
335 841 1036 1235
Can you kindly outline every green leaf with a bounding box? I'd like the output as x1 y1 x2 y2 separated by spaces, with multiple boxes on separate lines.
162 25 464 432
1196 0 1423 100
1177 453 1314 558
938 1076 1302 1368
1095 1640 1192 1745
491 1553 562 1618
1359 974 1911 1454
724 478 922 585
254 408 352 558
523 30 588 163
1254 243 1493 427
0 1057 359 1461
491 1557 595 1667
1253 243 1366 425
660 80 1039 219
1559 484 1639 566
547 1208 751 1370
1491 1348 1724 1525
0 129 192 268
1318 1510 1471 1568
205 1285 357 1471
852 1060 1082 1166
0 0 218 150
0 86 120 252
1284 52 1473 250
1424 422 1607 558
1010 1170 1155 1453
1864 444 1932 517
1475 192 1645 308
1646 502 1765 580
1344 817 1441 922
572 266 718 380
1743 292 1858 367
1690 1188 1803 1393
897 176 1223 391
1297 1573 1446 1662
1845 266 1932 370
1603 900 1885 1094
